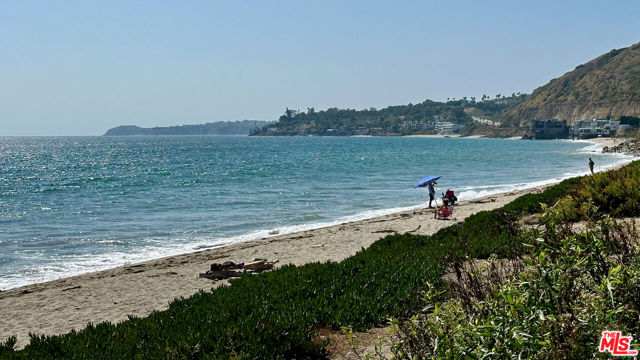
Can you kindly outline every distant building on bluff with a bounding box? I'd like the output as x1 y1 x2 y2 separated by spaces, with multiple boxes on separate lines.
572 119 620 139
531 120 569 139
435 121 464 135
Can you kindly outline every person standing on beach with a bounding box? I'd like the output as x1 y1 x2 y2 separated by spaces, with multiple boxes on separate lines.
428 180 436 208
589 158 595 175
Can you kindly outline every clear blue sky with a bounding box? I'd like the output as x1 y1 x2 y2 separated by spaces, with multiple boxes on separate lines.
1 1 639 135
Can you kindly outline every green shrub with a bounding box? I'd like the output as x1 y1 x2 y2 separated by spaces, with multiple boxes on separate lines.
559 161 640 221
0 337 15 358
387 206 640 359
429 209 523 261
502 176 582 215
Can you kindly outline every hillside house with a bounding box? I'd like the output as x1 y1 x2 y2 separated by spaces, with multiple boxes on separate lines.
435 121 464 135
572 119 620 139
531 120 569 139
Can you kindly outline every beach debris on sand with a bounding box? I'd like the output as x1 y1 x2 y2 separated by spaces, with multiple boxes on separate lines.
372 229 397 234
199 259 278 280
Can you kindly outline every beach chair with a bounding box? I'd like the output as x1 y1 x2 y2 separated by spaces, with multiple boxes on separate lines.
442 190 457 205
434 205 453 220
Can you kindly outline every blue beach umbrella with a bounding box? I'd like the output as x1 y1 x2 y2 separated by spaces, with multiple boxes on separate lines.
414 175 441 188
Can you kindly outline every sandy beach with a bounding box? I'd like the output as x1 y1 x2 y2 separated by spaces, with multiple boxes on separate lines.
0 137 629 349
0 186 545 348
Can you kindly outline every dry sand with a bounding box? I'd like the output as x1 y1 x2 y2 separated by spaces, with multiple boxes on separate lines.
1 187 540 348
585 136 619 148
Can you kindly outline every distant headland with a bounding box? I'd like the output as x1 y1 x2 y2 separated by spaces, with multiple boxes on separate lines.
103 120 271 136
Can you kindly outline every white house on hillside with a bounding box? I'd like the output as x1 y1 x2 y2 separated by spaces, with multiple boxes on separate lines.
572 119 620 139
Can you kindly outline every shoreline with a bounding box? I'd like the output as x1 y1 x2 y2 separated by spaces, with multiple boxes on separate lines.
0 186 550 348
2 138 631 292
3 138 628 292
0 138 636 348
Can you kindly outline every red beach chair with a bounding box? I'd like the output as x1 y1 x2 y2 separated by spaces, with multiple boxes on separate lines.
434 204 453 220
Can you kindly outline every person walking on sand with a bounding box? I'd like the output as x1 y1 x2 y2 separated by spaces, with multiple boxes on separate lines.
428 180 437 208
589 157 595 175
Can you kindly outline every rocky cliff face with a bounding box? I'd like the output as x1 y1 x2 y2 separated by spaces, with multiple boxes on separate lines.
507 42 640 125
509 101 640 125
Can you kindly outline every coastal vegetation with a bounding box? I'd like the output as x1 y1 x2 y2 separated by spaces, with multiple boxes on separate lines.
387 208 640 359
4 160 639 358
250 95 527 137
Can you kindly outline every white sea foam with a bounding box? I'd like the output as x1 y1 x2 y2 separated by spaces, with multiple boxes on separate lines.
2 138 639 290
0 204 428 290
6 156 639 290
5 164 638 290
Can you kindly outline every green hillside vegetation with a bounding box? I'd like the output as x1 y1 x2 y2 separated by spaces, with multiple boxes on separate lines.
4 160 639 358
387 208 640 359
251 94 527 137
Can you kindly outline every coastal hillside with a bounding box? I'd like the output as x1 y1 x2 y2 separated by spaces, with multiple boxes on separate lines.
102 42 640 137
103 120 270 136
254 41 640 135
251 95 527 136
506 41 640 126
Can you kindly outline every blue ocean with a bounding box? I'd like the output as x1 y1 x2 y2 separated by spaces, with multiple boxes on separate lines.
0 136 633 289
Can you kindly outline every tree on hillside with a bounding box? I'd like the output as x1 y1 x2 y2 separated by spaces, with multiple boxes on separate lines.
252 93 528 136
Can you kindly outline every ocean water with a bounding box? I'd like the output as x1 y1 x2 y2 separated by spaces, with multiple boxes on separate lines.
0 136 633 290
